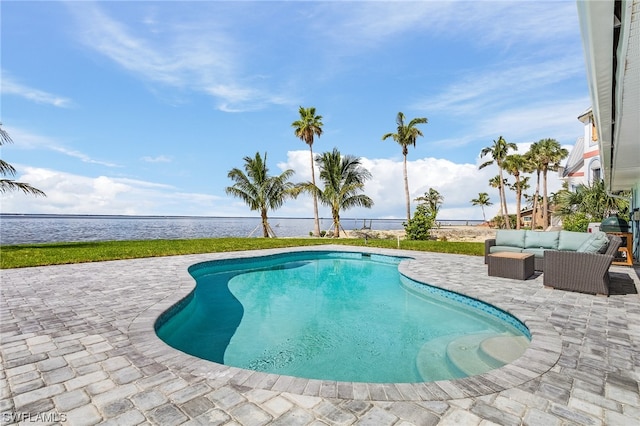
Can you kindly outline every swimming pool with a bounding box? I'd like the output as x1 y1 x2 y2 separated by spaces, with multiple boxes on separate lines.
156 251 530 383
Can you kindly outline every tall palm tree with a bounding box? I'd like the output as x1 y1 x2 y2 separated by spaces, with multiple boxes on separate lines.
225 152 295 238
525 145 543 229
479 136 517 229
0 123 46 196
471 192 492 223
382 112 428 222
533 138 568 228
414 188 444 219
292 107 324 237
305 148 373 238
502 153 530 229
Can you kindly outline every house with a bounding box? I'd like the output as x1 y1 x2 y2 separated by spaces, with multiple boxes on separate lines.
521 207 558 229
560 108 602 190
576 0 640 263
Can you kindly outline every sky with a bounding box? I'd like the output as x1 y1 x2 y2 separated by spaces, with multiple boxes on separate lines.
1 0 589 221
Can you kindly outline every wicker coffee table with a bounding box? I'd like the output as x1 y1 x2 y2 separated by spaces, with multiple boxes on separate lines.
487 252 535 280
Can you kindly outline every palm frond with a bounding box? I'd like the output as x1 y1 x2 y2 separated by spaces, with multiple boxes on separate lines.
0 159 17 177
0 123 14 146
226 152 297 216
0 180 46 196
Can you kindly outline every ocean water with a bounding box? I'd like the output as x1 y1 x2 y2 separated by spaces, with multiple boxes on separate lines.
0 214 411 245
0 214 482 245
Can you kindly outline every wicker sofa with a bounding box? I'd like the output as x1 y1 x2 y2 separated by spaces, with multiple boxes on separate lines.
485 230 622 295
484 230 620 271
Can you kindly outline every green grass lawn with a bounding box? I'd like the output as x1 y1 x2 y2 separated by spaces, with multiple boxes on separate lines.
0 238 484 269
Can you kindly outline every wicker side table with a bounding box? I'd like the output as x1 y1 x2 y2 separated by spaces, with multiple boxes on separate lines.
488 252 535 280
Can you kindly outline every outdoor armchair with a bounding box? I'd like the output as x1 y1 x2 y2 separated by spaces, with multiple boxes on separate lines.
542 235 622 295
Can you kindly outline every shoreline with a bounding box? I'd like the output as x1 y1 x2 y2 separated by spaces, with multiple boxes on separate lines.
340 225 496 243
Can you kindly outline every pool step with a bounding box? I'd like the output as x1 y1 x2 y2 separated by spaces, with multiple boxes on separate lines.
479 335 529 365
445 333 500 376
416 333 530 381
416 335 463 381
446 333 529 377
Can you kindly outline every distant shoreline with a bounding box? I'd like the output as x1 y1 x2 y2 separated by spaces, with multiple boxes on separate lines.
0 213 484 224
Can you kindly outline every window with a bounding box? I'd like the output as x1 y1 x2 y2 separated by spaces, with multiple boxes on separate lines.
588 158 601 184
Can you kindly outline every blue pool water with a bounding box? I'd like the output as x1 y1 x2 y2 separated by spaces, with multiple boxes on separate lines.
156 251 530 383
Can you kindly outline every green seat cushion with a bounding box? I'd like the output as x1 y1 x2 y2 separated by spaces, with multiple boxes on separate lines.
558 231 593 251
524 231 559 249
522 248 547 258
576 231 610 253
495 230 526 248
489 246 524 255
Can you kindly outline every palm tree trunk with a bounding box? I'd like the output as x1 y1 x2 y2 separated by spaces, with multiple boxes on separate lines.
481 206 486 222
531 171 541 230
309 146 321 237
333 209 340 238
515 178 522 230
502 186 511 229
403 154 411 222
261 209 270 238
498 168 511 229
542 168 549 228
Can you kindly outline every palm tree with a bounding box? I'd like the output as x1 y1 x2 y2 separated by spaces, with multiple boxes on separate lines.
292 107 324 237
225 152 295 238
470 192 492 223
0 123 46 196
414 188 444 219
525 145 543 229
306 148 374 237
532 138 568 228
502 153 530 229
555 179 629 221
488 174 510 228
382 112 428 222
479 136 517 229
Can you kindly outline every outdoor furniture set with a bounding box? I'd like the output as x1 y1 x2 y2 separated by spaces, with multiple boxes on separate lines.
485 229 622 296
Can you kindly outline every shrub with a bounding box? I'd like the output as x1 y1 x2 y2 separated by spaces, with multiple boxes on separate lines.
562 212 591 232
404 204 436 240
492 214 517 229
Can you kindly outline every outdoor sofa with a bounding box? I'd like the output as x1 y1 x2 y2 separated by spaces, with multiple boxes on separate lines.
484 229 619 271
485 229 622 295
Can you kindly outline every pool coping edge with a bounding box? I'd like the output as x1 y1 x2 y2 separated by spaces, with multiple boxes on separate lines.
128 245 562 402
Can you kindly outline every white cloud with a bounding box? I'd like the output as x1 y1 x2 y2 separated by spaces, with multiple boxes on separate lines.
141 155 172 163
4 126 121 168
1 71 73 108
50 146 121 168
1 150 570 220
420 59 585 116
317 1 578 53
474 99 590 143
411 54 589 149
0 166 226 216
65 2 292 112
275 149 567 221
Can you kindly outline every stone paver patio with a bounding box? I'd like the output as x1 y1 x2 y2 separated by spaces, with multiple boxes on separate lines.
1 245 639 425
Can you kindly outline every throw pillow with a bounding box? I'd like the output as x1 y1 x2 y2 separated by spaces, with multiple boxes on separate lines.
495 230 526 247
576 232 610 253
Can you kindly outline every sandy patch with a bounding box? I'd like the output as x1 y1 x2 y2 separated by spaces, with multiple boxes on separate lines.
343 225 496 243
